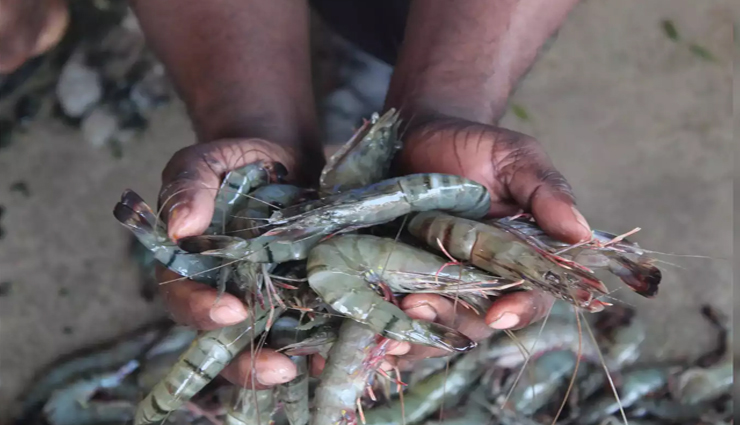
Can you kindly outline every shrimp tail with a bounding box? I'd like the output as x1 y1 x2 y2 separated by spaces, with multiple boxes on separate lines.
609 256 661 297
118 189 160 226
421 321 478 352
114 190 162 236
113 202 154 235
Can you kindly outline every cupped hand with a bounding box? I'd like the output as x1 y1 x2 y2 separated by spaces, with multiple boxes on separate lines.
393 115 593 361
156 138 303 389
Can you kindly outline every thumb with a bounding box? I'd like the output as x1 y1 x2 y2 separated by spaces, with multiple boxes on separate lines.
506 161 591 244
158 139 294 241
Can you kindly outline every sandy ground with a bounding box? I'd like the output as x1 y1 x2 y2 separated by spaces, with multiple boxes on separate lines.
0 0 734 421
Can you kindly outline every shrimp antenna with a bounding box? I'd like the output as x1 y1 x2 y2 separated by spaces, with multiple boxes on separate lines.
580 309 628 425
550 304 583 425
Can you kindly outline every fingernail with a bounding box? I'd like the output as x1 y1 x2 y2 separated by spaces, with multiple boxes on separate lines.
488 312 520 329
405 303 437 322
256 365 294 386
571 206 592 239
209 304 246 325
168 207 191 240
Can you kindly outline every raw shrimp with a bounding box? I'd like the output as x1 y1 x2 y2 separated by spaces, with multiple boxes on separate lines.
363 350 482 425
489 217 661 297
42 360 139 425
207 160 287 234
134 303 282 425
269 316 310 425
19 322 166 415
408 211 612 311
671 358 732 405
114 189 222 284
224 387 277 425
578 366 673 425
502 350 578 415
311 320 389 425
307 235 477 352
177 174 491 263
319 108 402 195
479 320 598 369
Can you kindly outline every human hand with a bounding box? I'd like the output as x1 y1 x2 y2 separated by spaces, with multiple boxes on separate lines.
156 138 310 389
392 115 593 361
0 0 68 73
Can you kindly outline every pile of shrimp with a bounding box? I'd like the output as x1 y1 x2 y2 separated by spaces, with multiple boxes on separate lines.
14 304 731 425
16 109 732 425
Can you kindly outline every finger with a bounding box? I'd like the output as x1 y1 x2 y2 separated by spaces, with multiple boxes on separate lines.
32 0 68 56
310 354 326 377
221 348 297 389
379 357 397 372
485 290 555 330
503 141 591 244
386 340 411 356
158 139 296 241
157 266 247 330
402 294 494 341
401 294 493 359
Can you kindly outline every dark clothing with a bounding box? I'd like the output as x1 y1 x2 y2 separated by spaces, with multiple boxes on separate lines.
309 0 410 66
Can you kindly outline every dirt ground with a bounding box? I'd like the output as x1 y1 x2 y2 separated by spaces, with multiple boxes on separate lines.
0 0 734 421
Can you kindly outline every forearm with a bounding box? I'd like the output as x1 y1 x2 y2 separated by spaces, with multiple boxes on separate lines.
129 0 318 153
386 0 580 124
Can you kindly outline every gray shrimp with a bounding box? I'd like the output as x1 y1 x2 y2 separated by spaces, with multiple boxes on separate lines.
114 189 222 284
306 235 477 352
363 350 482 425
228 184 310 239
42 360 139 425
490 217 661 297
578 366 673 425
480 320 598 368
207 160 288 234
576 314 647 401
319 108 402 195
420 403 490 425
408 211 613 311
670 358 732 405
224 387 277 425
19 323 166 415
311 320 388 425
269 316 310 425
502 350 578 415
177 174 491 263
134 304 282 425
